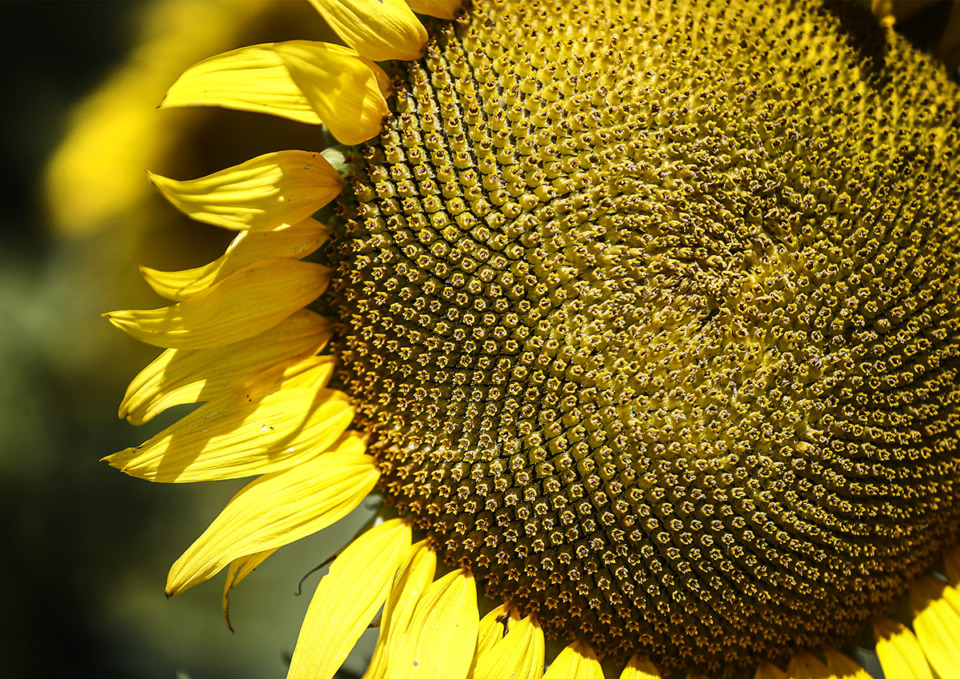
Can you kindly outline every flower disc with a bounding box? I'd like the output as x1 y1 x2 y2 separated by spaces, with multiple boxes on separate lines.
327 0 960 673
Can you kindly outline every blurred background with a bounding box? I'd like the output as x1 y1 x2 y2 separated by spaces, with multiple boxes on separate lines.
1 2 956 679
1 2 374 678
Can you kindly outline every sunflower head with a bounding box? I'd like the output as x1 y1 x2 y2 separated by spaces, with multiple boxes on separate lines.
107 1 960 678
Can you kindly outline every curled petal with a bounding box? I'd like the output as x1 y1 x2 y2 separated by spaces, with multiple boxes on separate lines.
105 258 330 349
307 0 427 62
162 43 321 122
141 219 329 301
287 519 412 679
272 41 389 146
167 446 378 595
222 549 277 631
120 310 331 425
148 151 341 231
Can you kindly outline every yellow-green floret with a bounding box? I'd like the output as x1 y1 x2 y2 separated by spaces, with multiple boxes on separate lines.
324 0 960 674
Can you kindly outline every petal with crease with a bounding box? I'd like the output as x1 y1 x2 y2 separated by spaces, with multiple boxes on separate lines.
543 642 603 679
287 519 412 679
473 615 544 679
476 604 510 657
874 618 934 679
910 576 960 679
273 41 389 146
364 541 436 679
307 0 427 61
120 310 331 425
141 219 329 301
387 568 478 679
105 387 354 482
149 151 341 231
167 448 378 595
104 258 330 350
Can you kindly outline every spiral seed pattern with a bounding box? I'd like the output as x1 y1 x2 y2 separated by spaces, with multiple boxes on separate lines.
326 0 960 673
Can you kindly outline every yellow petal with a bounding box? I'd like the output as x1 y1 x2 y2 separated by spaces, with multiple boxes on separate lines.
387 568 479 679
105 258 330 349
910 576 960 679
166 448 378 595
148 151 341 231
786 652 834 679
543 642 603 679
272 41 389 146
222 548 278 631
619 655 661 679
476 604 510 657
287 519 412 679
105 385 354 483
823 649 870 679
754 663 788 679
474 615 544 679
874 618 934 679
406 0 461 20
162 43 321 123
120 310 331 425
307 0 427 61
365 541 437 679
141 219 329 301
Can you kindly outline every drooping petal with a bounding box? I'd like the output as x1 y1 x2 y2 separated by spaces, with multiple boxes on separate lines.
823 650 871 679
386 568 478 679
142 220 329 301
406 0 461 20
754 663 788 679
307 0 427 61
161 43 321 123
874 618 934 679
166 448 379 596
105 385 354 483
619 655 661 679
473 615 544 679
120 310 331 425
287 519 412 679
222 549 277 630
148 151 341 231
543 642 603 679
364 541 437 679
910 576 960 679
272 41 389 146
105 258 330 349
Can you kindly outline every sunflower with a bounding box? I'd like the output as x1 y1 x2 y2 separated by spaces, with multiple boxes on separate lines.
106 1 960 678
